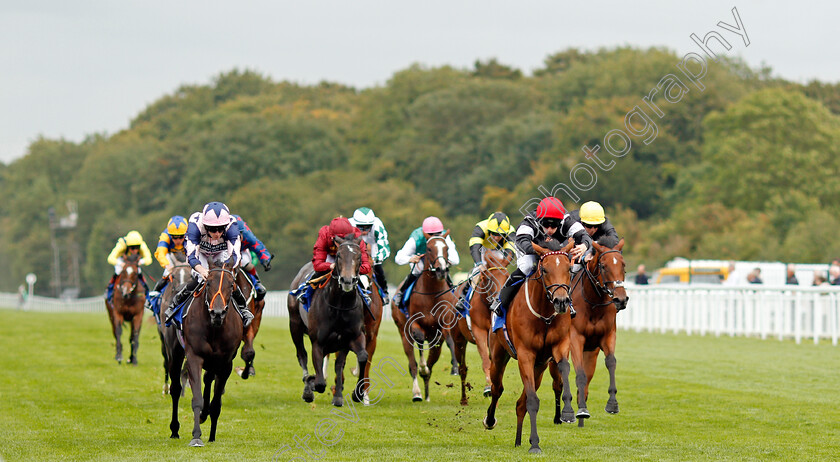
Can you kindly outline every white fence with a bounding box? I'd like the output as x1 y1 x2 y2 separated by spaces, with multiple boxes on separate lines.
1 290 396 321
4 285 839 345
622 284 840 345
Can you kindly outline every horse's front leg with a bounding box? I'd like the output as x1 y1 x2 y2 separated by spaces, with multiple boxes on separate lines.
332 350 348 407
185 352 206 447
111 311 124 364
167 344 185 439
423 339 443 402
311 342 327 394
569 333 589 423
208 362 233 443
200 370 214 423
129 312 142 366
348 332 369 403
484 331 511 430
516 352 542 454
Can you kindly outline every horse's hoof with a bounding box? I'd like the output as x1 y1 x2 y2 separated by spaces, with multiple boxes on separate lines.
450 366 458 376
302 389 314 403
576 408 590 419
170 434 179 439
314 383 326 394
247 365 255 377
412 393 422 402
529 447 542 454
483 385 492 397
606 401 619 414
332 396 343 407
460 398 468 406
561 411 576 423
351 367 359 377
189 438 204 447
483 416 496 430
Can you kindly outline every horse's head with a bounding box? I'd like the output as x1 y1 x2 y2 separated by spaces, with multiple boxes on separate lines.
591 238 628 310
334 235 362 293
476 250 513 297
534 240 575 314
204 260 238 327
118 254 140 298
424 231 450 281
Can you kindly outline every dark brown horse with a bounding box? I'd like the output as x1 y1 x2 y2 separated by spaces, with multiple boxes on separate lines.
236 269 266 380
166 260 244 446
390 233 458 402
451 250 512 404
484 241 576 454
552 238 627 427
288 237 369 406
106 253 146 365
157 260 191 394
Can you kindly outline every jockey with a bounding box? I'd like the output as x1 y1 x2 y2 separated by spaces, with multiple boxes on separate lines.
349 207 391 304
232 214 273 301
294 216 372 306
145 216 188 308
164 202 253 327
491 197 592 321
392 216 460 307
569 201 620 247
105 230 153 302
454 212 516 313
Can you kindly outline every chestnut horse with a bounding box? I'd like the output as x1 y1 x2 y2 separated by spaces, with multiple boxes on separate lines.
390 232 458 402
550 238 628 427
166 260 244 446
288 237 368 406
483 242 577 454
236 268 266 379
106 253 146 365
451 250 512 404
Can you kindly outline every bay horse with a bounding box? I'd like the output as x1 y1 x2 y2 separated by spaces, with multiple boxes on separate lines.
451 250 512 404
390 232 458 402
236 268 266 380
157 259 191 394
288 236 369 406
550 238 628 427
483 241 577 454
166 259 244 446
106 253 146 365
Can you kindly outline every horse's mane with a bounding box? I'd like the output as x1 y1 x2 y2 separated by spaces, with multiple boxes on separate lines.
597 235 619 249
535 238 563 252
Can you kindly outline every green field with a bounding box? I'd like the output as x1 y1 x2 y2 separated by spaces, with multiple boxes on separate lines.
0 308 838 461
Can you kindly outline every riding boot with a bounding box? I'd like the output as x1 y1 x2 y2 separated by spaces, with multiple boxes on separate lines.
152 276 168 293
392 272 419 307
232 287 254 328
455 280 471 314
373 264 390 304
165 278 199 324
491 269 527 317
250 271 267 301
139 274 150 298
105 274 117 302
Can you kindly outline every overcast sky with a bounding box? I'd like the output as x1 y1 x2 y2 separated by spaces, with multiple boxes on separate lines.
1 0 836 164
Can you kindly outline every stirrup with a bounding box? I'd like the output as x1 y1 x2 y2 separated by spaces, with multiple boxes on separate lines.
392 291 403 306
490 299 503 317
455 297 469 313
241 309 254 328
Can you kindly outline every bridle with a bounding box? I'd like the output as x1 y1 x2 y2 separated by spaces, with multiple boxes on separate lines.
424 235 450 279
326 240 363 311
205 267 237 314
580 249 625 306
525 250 572 324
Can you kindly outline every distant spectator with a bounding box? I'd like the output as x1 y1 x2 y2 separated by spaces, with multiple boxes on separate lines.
830 265 840 285
786 264 799 285
813 271 828 286
747 268 763 284
634 264 649 285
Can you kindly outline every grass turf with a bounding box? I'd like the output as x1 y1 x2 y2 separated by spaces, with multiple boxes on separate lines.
0 308 838 461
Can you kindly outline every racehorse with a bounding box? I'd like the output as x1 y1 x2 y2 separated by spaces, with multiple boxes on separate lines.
390 232 458 402
236 269 266 379
106 253 146 365
550 238 627 427
451 250 512 404
166 259 244 446
483 241 577 454
157 258 191 394
288 236 369 406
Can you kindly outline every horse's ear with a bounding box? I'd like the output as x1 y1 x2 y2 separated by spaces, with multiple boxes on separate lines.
442 230 450 238
592 240 605 253
423 231 431 240
502 251 515 267
616 238 625 251
532 243 548 256
335 235 346 245
562 240 575 253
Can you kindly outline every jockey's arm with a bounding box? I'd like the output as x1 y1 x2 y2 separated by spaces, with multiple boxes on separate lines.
468 224 486 264
139 242 153 266
359 241 372 275
106 239 125 265
446 236 460 266
394 238 417 266
311 228 334 273
154 232 172 268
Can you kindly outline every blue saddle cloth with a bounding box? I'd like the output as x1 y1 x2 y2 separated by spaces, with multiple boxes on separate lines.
291 278 370 313
397 278 419 316
147 281 168 325
165 295 192 329
456 285 474 318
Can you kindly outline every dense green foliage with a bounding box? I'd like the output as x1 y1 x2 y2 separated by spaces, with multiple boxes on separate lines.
1 309 839 461
3 48 839 296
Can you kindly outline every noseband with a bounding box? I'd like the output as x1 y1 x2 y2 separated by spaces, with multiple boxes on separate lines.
205 267 236 313
582 249 624 305
525 251 572 325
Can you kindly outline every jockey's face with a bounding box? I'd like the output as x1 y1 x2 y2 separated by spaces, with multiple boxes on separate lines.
357 224 372 235
489 232 504 243
584 224 598 237
127 246 140 254
205 225 225 237
171 235 185 243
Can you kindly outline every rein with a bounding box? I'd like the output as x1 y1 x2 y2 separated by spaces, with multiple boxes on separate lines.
580 249 624 307
206 267 236 311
